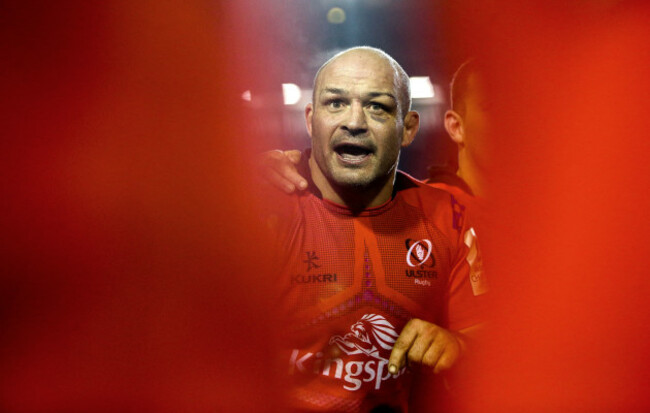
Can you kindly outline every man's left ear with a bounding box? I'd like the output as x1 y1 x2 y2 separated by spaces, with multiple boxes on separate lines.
400 111 420 147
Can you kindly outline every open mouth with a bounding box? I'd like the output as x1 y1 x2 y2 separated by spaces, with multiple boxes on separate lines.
334 143 373 164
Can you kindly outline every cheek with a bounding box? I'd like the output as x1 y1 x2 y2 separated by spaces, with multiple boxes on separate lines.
377 134 402 163
469 107 491 130
463 116 481 142
465 117 494 163
311 116 337 140
476 113 490 134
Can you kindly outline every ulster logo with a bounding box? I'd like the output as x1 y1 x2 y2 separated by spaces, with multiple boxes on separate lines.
405 239 435 268
329 314 399 362
405 239 437 283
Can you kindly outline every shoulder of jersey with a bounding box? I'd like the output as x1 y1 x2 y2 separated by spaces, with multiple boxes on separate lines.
427 182 476 208
397 172 458 208
397 172 473 236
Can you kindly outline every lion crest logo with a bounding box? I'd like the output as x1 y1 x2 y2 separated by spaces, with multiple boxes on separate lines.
329 314 399 362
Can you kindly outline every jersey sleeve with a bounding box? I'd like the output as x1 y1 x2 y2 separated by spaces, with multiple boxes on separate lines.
444 194 488 332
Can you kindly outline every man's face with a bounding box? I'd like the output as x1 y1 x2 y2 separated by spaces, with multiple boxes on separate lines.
306 51 407 190
461 73 492 170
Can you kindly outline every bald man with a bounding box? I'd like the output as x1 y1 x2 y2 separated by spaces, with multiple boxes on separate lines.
265 47 485 412
265 60 490 200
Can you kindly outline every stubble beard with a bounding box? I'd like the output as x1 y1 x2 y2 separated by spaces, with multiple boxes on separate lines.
323 152 399 196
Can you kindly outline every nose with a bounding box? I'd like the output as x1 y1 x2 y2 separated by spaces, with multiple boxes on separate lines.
341 101 367 136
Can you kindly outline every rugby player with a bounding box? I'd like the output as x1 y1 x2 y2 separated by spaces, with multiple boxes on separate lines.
265 47 485 412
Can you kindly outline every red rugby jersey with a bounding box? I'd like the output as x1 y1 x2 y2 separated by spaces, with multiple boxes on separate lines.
267 169 485 412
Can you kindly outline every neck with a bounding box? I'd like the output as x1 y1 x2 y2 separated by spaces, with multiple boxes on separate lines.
457 149 487 198
308 156 396 213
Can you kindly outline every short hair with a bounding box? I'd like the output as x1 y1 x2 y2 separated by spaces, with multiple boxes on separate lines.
312 46 412 118
449 58 480 116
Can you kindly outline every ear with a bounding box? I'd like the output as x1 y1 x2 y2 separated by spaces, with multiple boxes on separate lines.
305 103 314 137
444 110 465 147
400 111 420 148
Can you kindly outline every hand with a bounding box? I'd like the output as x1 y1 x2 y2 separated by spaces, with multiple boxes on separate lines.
388 318 464 375
260 150 307 193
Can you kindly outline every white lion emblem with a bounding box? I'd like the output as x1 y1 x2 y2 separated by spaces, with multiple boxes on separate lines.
329 314 399 361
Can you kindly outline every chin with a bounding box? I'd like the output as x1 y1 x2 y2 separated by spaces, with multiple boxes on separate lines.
331 173 375 189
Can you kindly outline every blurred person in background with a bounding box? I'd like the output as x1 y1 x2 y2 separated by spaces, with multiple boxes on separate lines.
429 59 490 200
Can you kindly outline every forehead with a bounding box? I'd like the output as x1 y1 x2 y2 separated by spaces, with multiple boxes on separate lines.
316 52 397 95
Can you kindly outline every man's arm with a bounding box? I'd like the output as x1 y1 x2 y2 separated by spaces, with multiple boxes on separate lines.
259 150 307 193
388 201 487 376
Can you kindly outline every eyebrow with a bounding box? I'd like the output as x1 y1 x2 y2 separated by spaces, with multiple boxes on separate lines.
320 87 347 96
367 91 397 102
320 88 397 102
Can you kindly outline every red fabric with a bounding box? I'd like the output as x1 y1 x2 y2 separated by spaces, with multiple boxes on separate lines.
268 172 484 412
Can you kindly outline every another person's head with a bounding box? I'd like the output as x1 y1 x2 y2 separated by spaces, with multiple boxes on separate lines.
305 47 419 206
444 59 492 188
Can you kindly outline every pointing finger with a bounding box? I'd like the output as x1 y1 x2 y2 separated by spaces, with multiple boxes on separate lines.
388 319 421 374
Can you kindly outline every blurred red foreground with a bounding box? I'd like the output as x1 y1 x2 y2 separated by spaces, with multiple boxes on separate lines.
2 1 649 412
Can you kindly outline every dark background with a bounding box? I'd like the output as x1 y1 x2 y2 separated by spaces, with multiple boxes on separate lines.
237 0 473 178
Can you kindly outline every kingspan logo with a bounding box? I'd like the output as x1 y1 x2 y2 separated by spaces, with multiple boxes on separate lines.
289 314 406 391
